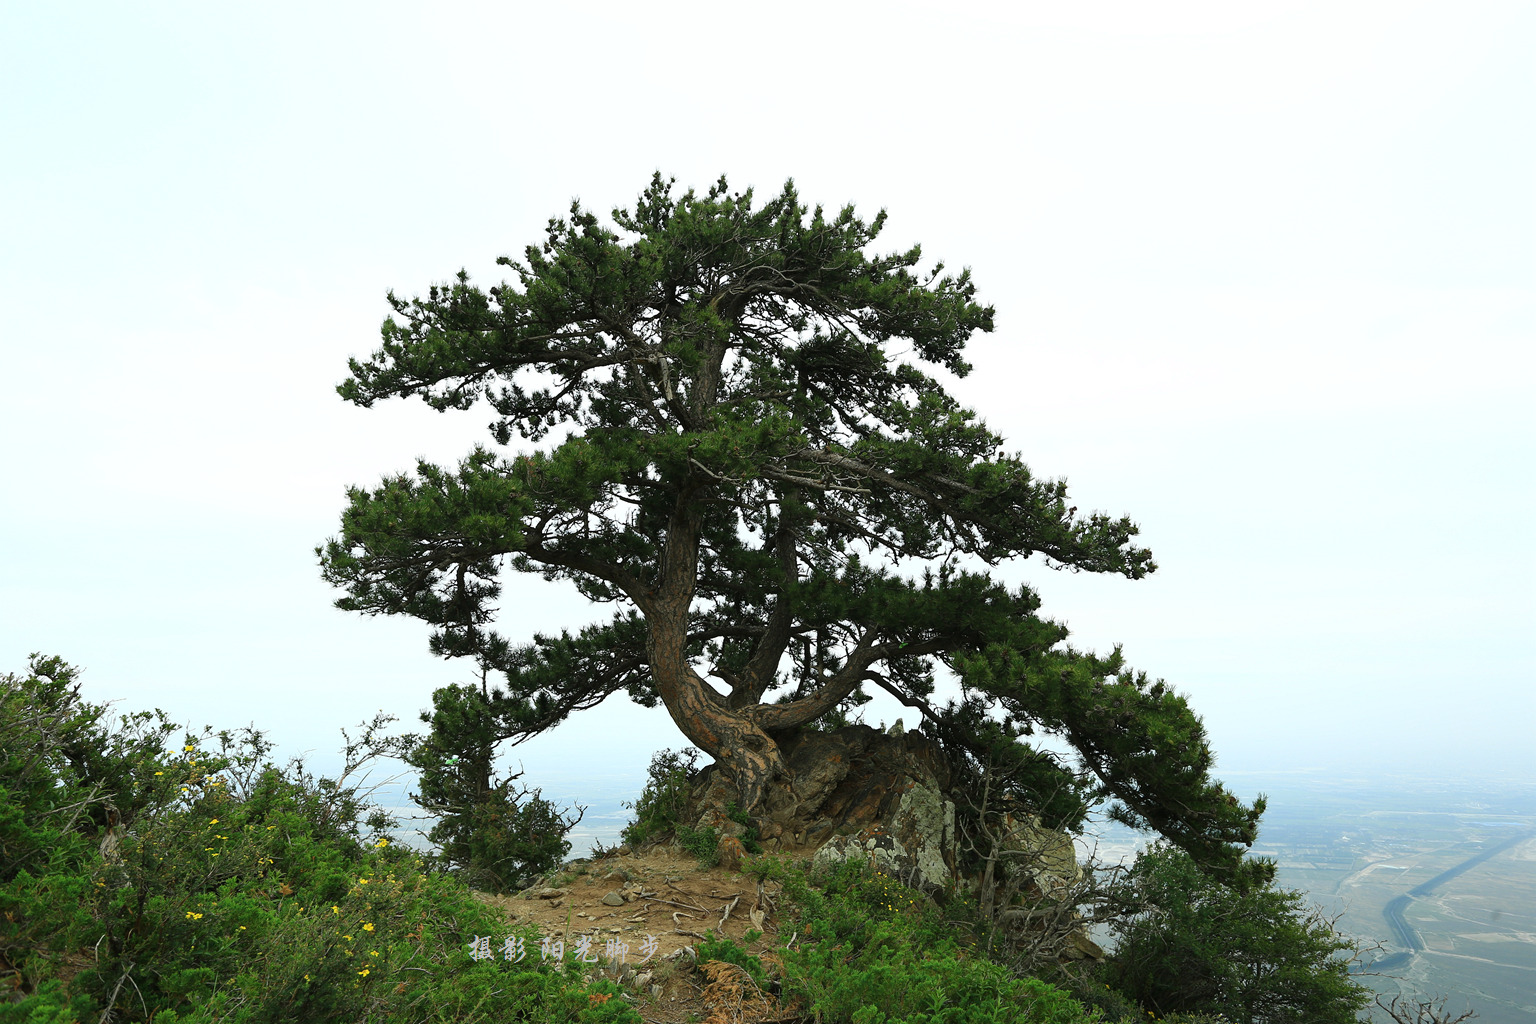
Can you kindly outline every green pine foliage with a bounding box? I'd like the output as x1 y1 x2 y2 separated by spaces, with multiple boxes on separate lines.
405 681 581 892
1103 843 1371 1024
318 172 1272 889
694 931 768 986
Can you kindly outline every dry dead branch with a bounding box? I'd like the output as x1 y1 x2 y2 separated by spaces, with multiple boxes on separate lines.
717 894 741 934
1376 993 1478 1024
700 959 779 1024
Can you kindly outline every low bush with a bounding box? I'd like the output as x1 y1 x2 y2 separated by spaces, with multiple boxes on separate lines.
725 801 764 855
1103 843 1369 1024
765 856 1102 1024
696 930 768 986
674 823 721 867
617 747 699 850
0 655 640 1024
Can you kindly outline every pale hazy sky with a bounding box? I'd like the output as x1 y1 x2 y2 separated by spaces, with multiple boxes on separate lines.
3 2 1531 827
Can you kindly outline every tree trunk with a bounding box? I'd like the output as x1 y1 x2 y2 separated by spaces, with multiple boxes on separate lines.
644 599 792 829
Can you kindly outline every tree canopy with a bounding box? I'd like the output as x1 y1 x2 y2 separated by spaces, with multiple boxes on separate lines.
319 173 1269 886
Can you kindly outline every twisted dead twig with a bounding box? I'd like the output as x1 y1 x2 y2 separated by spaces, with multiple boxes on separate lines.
1375 993 1477 1024
643 893 708 914
95 961 144 1024
717 894 741 935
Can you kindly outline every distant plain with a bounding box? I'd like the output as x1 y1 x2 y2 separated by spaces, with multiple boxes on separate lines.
1088 770 1536 1024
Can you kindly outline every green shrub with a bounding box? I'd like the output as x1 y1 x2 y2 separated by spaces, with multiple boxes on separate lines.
442 781 576 892
619 751 758 865
697 931 767 986
725 801 764 855
619 747 700 849
1104 843 1368 1024
0 978 98 1024
0 655 638 1023
0 655 185 996
762 855 1101 1023
784 897 1095 1022
1067 971 1145 1022
674 824 720 867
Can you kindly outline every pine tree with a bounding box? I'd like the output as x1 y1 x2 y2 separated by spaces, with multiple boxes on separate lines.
405 678 582 890
319 174 1270 886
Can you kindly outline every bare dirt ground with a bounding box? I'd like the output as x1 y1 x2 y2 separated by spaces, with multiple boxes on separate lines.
465 842 826 1021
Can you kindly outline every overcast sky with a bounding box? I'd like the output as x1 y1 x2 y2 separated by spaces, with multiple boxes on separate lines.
3 1 1531 838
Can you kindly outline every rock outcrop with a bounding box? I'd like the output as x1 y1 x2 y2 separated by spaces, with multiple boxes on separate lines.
716 835 746 873
683 723 956 881
679 723 1102 961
